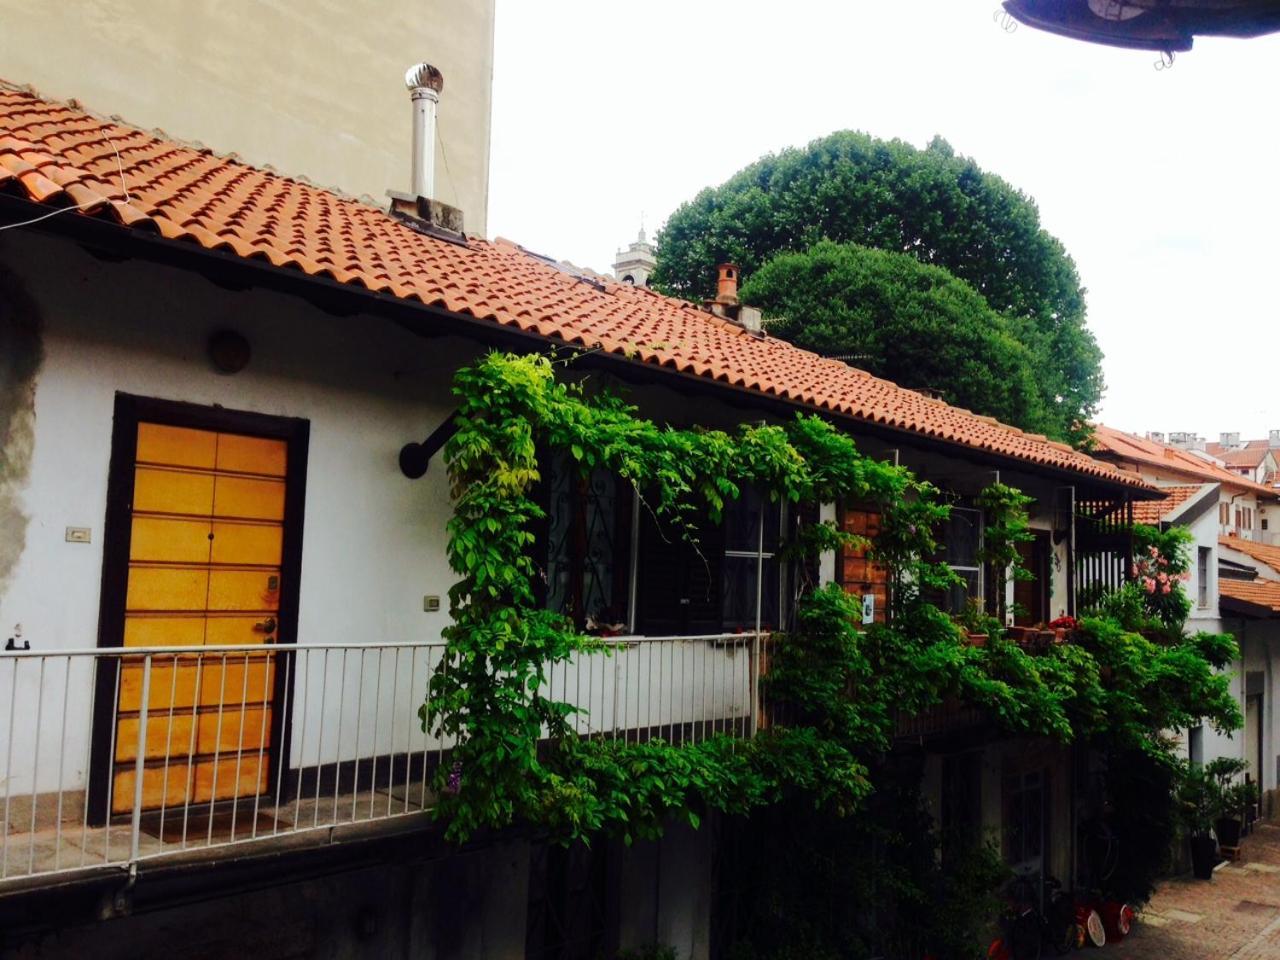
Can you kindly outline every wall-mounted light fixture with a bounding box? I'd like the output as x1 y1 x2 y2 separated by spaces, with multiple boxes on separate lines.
208 330 251 374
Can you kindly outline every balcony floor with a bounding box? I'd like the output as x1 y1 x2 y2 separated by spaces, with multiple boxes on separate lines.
0 780 436 887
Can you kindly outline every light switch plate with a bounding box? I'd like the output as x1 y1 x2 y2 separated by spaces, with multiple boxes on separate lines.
423 595 441 612
65 527 91 544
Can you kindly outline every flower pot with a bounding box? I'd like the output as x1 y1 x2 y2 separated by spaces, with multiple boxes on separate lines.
966 632 988 647
1190 834 1218 879
1100 901 1135 941
1005 626 1032 646
1216 817 1243 849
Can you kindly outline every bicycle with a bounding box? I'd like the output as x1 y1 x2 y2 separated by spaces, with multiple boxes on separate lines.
987 874 1078 960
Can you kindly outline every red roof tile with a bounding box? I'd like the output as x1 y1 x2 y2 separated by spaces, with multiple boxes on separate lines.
1089 425 1276 497
1218 577 1280 615
1131 484 1205 525
0 83 1147 488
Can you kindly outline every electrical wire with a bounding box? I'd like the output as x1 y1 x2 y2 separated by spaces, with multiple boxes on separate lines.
0 135 130 233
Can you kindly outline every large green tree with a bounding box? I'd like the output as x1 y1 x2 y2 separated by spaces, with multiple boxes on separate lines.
652 132 1102 441
740 241 1052 434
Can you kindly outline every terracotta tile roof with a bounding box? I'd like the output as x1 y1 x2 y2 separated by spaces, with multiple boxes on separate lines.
1131 484 1205 525
1218 536 1280 577
0 83 1147 488
1206 440 1272 469
1218 577 1280 615
1089 425 1276 498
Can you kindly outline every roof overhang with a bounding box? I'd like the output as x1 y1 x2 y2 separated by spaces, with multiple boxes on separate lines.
1220 594 1280 619
1004 0 1280 51
0 192 1152 499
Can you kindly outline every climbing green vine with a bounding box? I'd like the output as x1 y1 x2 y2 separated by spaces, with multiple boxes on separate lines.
423 350 1240 851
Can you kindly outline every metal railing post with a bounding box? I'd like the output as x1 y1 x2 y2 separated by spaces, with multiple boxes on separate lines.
129 654 152 865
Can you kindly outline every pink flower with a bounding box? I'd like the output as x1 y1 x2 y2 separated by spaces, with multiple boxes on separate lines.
1162 584 1172 594
1158 557 1168 567
1143 577 1156 594
1149 546 1159 558
1157 572 1168 584
1130 564 1139 577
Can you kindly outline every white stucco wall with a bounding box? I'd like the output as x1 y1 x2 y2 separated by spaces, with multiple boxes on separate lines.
0 233 474 795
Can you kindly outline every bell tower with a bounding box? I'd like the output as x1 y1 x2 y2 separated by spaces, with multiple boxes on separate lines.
613 225 657 287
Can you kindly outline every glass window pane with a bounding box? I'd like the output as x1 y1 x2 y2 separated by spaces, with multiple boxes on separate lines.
722 487 781 553
944 509 980 567
721 555 780 633
945 569 981 615
544 455 628 628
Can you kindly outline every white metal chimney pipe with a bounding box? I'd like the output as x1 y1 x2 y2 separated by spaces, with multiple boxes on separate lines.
405 63 444 199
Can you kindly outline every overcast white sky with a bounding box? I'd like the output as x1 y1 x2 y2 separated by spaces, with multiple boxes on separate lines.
487 1 1280 441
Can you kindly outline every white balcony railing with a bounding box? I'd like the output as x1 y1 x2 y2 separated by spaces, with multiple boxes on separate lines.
0 633 767 888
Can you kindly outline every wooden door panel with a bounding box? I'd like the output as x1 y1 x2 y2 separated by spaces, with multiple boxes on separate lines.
133 467 215 516
215 434 287 477
123 616 205 648
199 658 275 707
204 615 275 647
213 476 286 521
210 521 283 565
113 764 194 813
135 423 217 469
129 516 213 563
207 570 281 611
126 566 210 612
192 756 268 804
119 660 201 711
115 713 196 763
195 707 272 755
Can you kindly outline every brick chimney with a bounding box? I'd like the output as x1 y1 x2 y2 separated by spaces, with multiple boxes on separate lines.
704 264 762 334
715 264 740 305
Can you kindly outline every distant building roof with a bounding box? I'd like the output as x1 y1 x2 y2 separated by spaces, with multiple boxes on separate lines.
0 82 1150 490
1204 440 1272 470
1089 425 1276 498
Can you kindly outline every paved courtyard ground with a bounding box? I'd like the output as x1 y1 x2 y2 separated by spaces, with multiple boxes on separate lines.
1112 824 1280 960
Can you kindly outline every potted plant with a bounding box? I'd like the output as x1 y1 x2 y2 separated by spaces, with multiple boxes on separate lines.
954 598 995 647
1206 757 1256 849
1175 761 1220 879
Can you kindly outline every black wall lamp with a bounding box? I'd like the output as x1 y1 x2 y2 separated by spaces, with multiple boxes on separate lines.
399 412 459 479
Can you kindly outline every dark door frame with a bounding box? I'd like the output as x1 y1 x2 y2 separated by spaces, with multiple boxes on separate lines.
86 393 310 824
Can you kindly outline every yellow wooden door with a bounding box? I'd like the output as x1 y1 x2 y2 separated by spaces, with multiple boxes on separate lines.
112 422 287 813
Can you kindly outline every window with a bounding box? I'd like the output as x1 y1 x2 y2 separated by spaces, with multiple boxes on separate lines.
1263 519 1270 532
1003 769 1047 876
938 507 983 614
1197 547 1211 608
633 489 785 636
542 454 634 632
720 486 782 633
1188 725 1204 766
1220 502 1231 526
